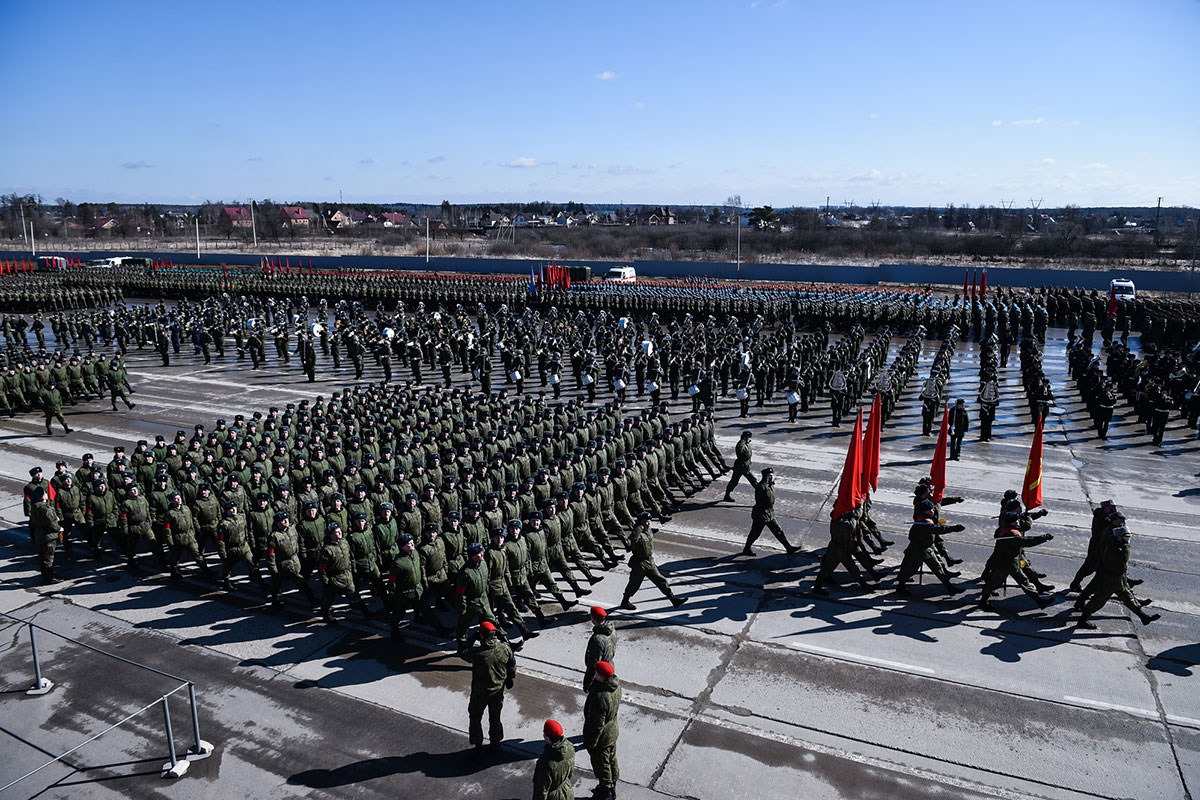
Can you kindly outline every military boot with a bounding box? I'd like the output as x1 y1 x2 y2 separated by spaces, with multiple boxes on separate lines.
554 592 575 611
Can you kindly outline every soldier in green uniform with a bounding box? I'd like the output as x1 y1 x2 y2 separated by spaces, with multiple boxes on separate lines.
486 528 538 641
742 468 802 556
388 532 448 640
266 510 317 608
503 519 549 626
463 620 517 753
53 472 84 559
39 379 72 435
582 606 616 692
895 500 965 596
165 491 213 579
348 511 385 606
119 483 164 570
84 478 118 557
1075 523 1160 629
454 542 498 649
523 512 578 612
583 660 621 800
721 431 753 502
532 719 576 800
977 511 1054 611
619 512 684 610
217 500 265 592
317 521 370 623
28 486 63 584
813 507 875 595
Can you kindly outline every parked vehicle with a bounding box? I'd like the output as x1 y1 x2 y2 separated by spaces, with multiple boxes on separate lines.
1110 278 1136 300
603 265 636 284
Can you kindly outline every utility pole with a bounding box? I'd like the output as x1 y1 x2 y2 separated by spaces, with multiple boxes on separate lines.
20 203 27 246
196 217 201 262
1154 196 1163 249
249 199 258 248
1189 216 1198 300
736 214 741 277
426 218 431 263
30 222 36 256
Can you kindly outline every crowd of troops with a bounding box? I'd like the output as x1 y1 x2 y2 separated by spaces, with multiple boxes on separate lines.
9 268 1199 799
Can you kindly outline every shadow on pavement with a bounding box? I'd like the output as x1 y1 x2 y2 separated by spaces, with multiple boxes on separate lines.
289 747 528 790
1146 643 1200 676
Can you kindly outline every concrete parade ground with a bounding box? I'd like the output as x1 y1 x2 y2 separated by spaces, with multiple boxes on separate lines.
1 321 1198 800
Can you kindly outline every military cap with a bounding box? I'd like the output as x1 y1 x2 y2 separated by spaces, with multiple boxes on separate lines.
352 511 368 521
527 510 543 521
29 466 42 476
468 501 482 511
761 467 774 476
325 521 342 535
405 491 418 500
398 533 415 545
636 511 652 522
466 542 485 555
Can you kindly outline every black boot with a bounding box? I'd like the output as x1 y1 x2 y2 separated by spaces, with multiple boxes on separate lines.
619 595 636 610
555 593 575 611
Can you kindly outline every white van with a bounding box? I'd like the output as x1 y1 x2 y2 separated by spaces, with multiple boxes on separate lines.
1110 278 1136 300
603 265 636 284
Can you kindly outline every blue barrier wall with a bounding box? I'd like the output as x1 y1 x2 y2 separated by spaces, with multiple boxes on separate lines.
3 249 1194 292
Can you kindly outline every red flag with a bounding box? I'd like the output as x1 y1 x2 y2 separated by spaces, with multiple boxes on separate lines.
963 270 969 301
861 392 882 493
971 269 977 299
979 269 987 299
831 408 865 519
1107 285 1118 320
930 404 950 503
1022 413 1045 510
308 257 313 270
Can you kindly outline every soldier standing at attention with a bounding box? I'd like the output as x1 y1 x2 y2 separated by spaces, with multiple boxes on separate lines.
583 660 622 800
532 719 576 800
583 606 616 692
463 620 516 754
949 398 969 460
721 431 753 502
742 467 802 556
29 486 62 585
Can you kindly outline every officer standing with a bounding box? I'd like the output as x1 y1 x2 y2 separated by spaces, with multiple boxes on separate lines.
29 486 62 585
532 719 576 800
463 620 516 754
583 660 621 800
582 606 616 692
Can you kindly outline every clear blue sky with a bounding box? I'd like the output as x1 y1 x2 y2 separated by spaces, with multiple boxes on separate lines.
1 0 1197 208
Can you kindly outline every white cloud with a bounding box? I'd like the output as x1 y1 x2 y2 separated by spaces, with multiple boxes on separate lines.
1040 158 1057 165
1011 117 1046 126
1082 162 1108 170
594 71 619 80
571 162 598 170
992 120 1003 127
850 169 883 182
500 157 542 168
606 164 655 176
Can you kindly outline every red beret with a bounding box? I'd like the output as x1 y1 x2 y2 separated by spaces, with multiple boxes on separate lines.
595 661 614 678
543 719 563 739
480 621 496 632
590 606 607 619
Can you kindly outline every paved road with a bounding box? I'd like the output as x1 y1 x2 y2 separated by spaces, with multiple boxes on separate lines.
0 323 1197 799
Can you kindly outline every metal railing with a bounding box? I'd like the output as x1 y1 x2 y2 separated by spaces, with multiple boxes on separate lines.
0 609 215 791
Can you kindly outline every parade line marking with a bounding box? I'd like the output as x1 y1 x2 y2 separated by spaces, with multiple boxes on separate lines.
787 642 936 676
1063 696 1159 720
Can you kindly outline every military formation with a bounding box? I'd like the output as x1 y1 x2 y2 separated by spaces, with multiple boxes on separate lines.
7 267 1198 799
